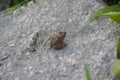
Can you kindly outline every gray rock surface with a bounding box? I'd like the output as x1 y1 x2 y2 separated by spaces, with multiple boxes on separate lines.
0 0 120 80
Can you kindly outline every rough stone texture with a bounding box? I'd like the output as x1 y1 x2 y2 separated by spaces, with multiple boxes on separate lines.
0 0 120 80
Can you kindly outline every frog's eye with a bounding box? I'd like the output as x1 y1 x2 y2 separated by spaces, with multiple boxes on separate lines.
59 32 62 34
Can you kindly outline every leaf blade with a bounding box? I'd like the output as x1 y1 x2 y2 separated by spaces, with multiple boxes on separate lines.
117 37 120 59
78 5 120 32
84 65 92 80
89 5 120 22
103 12 120 23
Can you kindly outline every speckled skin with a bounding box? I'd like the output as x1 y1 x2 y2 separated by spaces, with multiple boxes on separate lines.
50 32 67 50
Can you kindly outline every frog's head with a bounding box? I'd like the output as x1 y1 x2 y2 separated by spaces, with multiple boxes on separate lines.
59 32 66 38
58 32 66 39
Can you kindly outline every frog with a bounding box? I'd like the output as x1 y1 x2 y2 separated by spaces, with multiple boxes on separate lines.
50 32 67 50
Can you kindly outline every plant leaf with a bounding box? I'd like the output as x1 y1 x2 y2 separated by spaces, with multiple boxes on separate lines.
84 65 92 80
13 0 19 5
3 4 21 13
103 12 120 23
32 0 36 3
78 5 120 32
89 5 120 22
3 0 26 13
117 37 120 59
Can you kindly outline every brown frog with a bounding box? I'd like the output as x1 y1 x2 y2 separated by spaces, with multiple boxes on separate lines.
50 32 67 50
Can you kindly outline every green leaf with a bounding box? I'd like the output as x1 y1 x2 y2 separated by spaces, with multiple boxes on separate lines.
13 0 19 5
112 60 120 78
103 12 120 23
117 37 120 59
25 0 29 2
84 65 92 80
24 0 29 3
3 4 20 13
3 1 25 13
78 5 120 32
89 5 120 22
33 0 36 3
